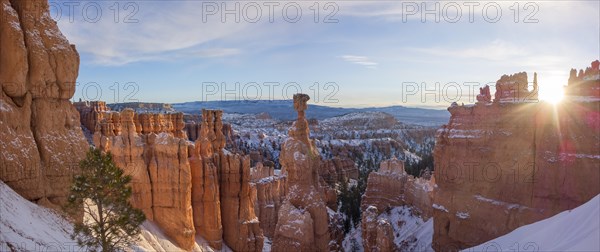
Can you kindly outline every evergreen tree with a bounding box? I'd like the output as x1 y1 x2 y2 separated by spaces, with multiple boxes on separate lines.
65 148 146 252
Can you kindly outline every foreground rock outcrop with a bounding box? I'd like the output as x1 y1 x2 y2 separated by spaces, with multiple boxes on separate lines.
272 94 332 251
0 0 88 207
433 67 600 251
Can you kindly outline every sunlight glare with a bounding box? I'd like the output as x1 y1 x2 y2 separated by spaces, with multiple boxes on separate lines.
538 75 565 104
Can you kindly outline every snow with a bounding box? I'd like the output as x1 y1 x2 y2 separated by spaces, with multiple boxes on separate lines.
562 153 600 160
0 100 13 112
380 206 434 252
2 2 21 32
134 222 215 252
155 132 171 145
342 225 364 251
582 74 600 81
0 181 215 252
567 96 600 102
474 195 525 210
413 178 434 192
465 194 600 252
293 151 306 161
262 237 272 252
0 181 81 252
342 206 433 251
447 129 483 139
432 204 449 212
456 212 470 219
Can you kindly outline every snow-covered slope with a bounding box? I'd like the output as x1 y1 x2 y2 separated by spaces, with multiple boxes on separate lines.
0 181 213 252
0 181 79 251
465 194 600 252
379 206 434 252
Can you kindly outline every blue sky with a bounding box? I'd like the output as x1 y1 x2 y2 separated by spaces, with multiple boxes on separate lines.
53 1 599 108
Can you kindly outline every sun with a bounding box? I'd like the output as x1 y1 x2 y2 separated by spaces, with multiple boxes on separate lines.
540 86 564 104
538 75 565 104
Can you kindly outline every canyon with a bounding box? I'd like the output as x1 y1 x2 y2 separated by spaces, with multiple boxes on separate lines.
1 0 599 251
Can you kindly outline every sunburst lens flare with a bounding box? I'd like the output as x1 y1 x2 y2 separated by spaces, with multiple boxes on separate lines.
538 76 565 104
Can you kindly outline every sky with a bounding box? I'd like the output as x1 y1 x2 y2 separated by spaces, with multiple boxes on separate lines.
52 0 600 109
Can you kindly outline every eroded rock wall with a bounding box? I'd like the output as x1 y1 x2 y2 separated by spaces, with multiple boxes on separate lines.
251 163 287 238
83 106 266 251
0 0 88 207
92 108 195 250
433 70 600 250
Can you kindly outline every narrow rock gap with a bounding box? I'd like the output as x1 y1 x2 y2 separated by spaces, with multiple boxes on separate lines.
144 142 155 218
531 108 538 205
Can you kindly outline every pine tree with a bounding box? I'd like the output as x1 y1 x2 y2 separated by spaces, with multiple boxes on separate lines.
65 148 146 252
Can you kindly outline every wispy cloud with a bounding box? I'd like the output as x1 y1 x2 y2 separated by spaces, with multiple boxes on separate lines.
411 40 528 61
55 1 248 65
340 55 378 69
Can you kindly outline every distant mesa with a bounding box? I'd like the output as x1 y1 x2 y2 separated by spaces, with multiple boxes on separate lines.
108 102 175 113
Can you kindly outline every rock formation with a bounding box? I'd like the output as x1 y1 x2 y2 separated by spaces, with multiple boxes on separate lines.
494 72 538 103
78 105 266 251
362 206 395 252
219 152 264 251
476 85 492 104
0 0 88 207
251 163 287 238
360 158 435 251
189 109 264 251
273 94 332 251
566 60 600 97
74 101 109 133
320 157 359 185
74 101 188 138
90 108 195 250
433 69 600 251
189 110 224 249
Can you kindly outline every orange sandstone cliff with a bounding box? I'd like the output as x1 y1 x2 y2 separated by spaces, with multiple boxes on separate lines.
433 68 600 251
75 103 266 251
0 0 88 207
